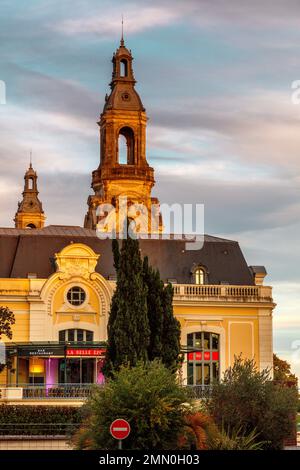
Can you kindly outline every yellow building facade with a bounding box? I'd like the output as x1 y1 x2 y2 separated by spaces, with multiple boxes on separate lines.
0 38 275 403
0 235 274 402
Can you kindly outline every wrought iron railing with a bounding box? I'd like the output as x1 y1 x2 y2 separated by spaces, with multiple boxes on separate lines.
0 423 80 436
21 383 96 399
1 383 213 401
184 385 213 399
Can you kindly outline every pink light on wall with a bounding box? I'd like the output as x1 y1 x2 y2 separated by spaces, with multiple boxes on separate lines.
96 359 105 385
45 358 58 391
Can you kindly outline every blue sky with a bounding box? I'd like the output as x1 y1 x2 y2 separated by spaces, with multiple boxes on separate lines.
0 0 300 377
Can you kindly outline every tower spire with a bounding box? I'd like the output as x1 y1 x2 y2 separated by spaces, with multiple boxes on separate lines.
120 15 124 46
84 40 163 233
14 163 46 229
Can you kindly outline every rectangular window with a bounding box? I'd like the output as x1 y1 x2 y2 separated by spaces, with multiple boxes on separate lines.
212 334 219 350
186 332 220 387
195 363 202 385
187 363 194 385
59 330 65 342
195 332 201 348
204 364 210 385
86 331 93 342
187 334 193 347
203 332 210 349
68 329 75 342
77 329 84 342
212 362 219 381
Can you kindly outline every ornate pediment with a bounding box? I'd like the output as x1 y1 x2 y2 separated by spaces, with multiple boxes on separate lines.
55 243 100 281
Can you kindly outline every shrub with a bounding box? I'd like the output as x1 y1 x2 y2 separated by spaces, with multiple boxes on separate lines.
0 405 82 436
207 426 266 450
72 360 194 450
206 356 298 450
178 411 265 450
178 411 218 450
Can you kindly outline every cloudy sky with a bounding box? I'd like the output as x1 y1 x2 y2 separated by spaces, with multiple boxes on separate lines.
1 0 300 377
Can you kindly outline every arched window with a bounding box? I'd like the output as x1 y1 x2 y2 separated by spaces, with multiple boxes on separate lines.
118 134 127 164
26 223 36 229
195 267 205 285
187 332 220 388
59 329 94 343
28 178 34 190
118 127 135 165
120 59 128 77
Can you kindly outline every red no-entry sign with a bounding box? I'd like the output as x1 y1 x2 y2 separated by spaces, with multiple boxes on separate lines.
110 419 131 440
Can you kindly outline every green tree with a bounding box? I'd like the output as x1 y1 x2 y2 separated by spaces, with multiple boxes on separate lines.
207 356 298 450
102 239 120 377
161 283 181 371
273 353 298 387
103 237 150 376
142 257 181 370
0 306 15 373
72 361 193 450
142 256 164 361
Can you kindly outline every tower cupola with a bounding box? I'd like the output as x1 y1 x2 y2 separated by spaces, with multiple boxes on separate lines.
84 37 162 233
14 163 46 229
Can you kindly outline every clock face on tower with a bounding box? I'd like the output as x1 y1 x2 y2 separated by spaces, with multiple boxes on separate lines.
121 91 131 101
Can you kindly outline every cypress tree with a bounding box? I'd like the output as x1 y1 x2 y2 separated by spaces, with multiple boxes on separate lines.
161 283 181 371
103 239 120 377
104 236 150 377
143 257 181 370
142 256 164 361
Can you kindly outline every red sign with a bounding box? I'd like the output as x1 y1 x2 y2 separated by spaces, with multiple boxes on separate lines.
67 348 106 357
188 352 219 361
110 419 131 440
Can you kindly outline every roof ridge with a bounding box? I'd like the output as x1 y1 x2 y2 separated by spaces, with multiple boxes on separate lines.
0 227 238 243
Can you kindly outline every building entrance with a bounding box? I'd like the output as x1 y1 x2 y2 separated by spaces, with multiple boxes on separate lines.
59 358 94 384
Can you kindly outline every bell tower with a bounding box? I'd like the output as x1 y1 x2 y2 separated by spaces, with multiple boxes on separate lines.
14 163 46 229
84 37 162 233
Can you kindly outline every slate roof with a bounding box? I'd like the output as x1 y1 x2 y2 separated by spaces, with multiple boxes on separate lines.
0 225 254 285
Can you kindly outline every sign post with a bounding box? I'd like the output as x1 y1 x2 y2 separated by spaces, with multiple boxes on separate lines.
110 418 131 450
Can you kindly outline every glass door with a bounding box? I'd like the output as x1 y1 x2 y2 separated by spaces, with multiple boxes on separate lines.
82 359 94 383
69 359 80 383
59 358 94 383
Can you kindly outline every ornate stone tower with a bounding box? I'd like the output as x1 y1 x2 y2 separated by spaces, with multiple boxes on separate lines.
14 163 46 229
84 37 162 233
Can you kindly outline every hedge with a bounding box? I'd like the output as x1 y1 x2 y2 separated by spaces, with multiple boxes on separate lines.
0 405 82 436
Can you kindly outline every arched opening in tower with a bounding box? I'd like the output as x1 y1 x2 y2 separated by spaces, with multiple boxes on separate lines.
118 127 135 165
28 177 34 190
120 59 128 77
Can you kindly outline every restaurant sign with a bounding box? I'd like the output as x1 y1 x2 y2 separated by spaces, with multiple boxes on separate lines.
66 348 106 357
19 347 65 357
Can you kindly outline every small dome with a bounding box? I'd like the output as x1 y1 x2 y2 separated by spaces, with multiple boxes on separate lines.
25 163 37 177
115 42 132 58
